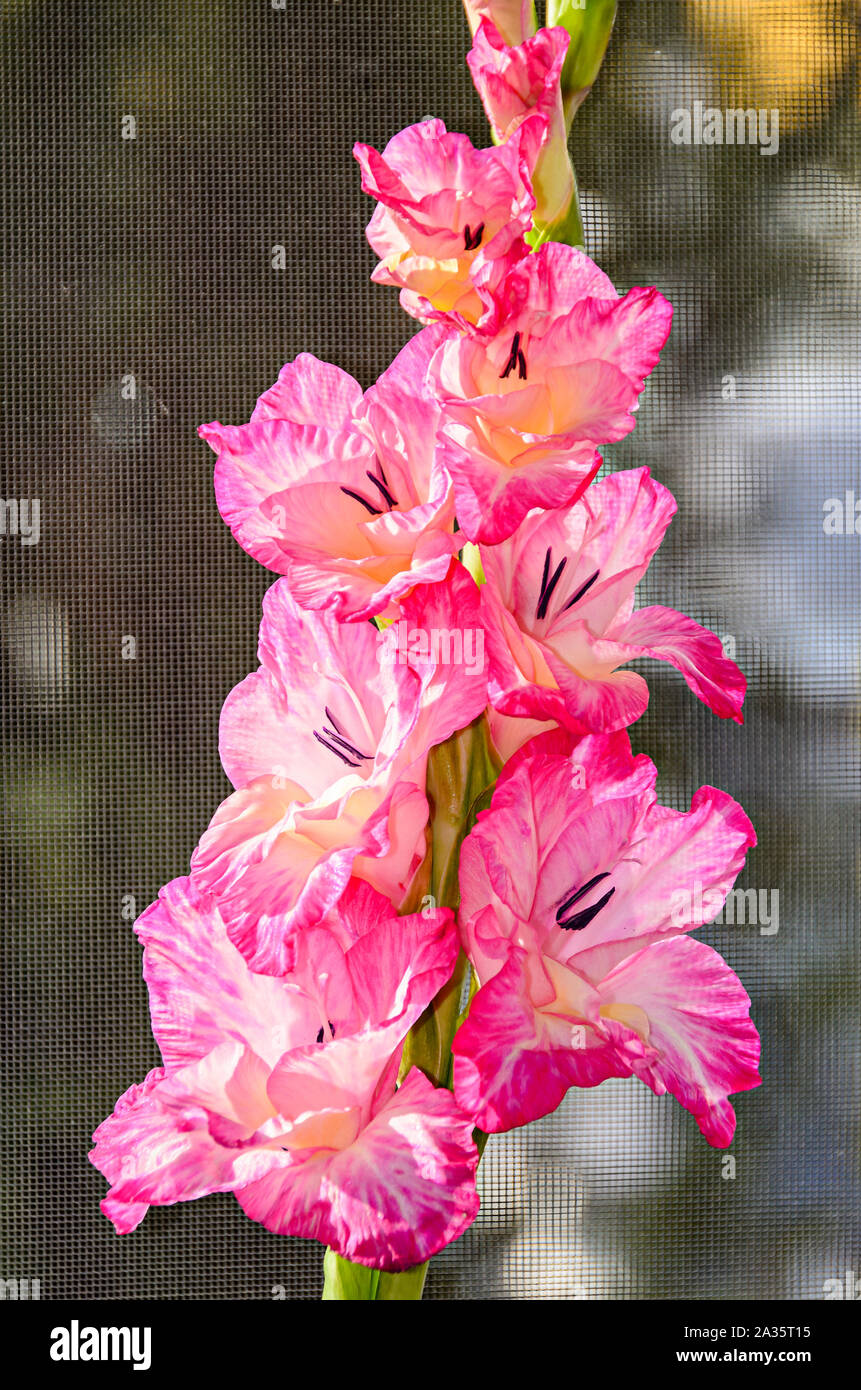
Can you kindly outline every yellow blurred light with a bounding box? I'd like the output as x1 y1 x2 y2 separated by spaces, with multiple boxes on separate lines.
687 0 857 131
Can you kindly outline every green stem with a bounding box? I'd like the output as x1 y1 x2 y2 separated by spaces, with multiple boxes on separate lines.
322 1250 380 1301
400 717 498 1090
376 1264 429 1300
530 165 585 250
321 716 500 1301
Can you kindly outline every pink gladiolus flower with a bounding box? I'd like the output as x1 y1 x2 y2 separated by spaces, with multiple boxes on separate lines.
481 467 746 731
462 1 536 47
431 243 673 542
452 729 761 1145
199 329 459 622
192 563 488 974
354 118 535 329
467 19 572 227
91 876 479 1270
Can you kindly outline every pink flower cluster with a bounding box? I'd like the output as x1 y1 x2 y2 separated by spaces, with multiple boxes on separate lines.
91 6 760 1275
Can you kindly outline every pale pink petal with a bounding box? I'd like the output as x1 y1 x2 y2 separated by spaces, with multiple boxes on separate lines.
360 324 449 504
543 659 652 732
485 705 559 763
136 877 316 1070
463 0 536 46
282 509 459 623
250 353 362 427
598 935 761 1147
457 730 655 988
201 415 375 573
218 578 394 794
237 1069 480 1271
91 1058 285 1232
191 773 429 975
266 1034 395 1132
565 786 757 979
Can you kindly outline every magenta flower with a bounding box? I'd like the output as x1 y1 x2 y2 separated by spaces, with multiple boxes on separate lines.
354 118 535 330
191 563 488 974
431 242 673 541
91 876 479 1270
452 729 760 1145
199 329 458 623
481 467 746 731
467 19 572 227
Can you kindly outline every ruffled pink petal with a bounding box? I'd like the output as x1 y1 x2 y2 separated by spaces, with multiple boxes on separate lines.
440 424 601 544
218 578 398 793
236 1069 480 1271
201 415 374 573
287 879 458 1039
481 571 652 735
91 1054 285 1232
520 262 674 391
484 468 674 629
458 730 755 985
219 559 486 807
452 950 620 1132
598 934 762 1147
249 353 362 427
539 655 652 732
497 240 619 319
281 508 459 623
429 255 672 543
477 467 746 729
355 121 531 248
202 329 459 615
558 785 758 984
136 877 316 1071
191 773 429 975
609 605 747 724
390 560 490 748
459 728 653 954
90 1069 166 1233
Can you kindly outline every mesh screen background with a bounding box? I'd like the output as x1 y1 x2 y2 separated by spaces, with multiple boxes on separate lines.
1 0 858 1300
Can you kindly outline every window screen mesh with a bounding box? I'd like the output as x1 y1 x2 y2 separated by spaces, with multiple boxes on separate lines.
2 0 858 1300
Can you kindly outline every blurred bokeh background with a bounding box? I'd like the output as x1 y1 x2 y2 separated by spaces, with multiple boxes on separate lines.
1 0 858 1299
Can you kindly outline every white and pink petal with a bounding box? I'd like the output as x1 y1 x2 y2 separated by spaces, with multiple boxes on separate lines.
237 1069 480 1271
